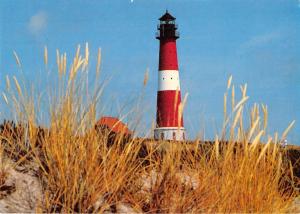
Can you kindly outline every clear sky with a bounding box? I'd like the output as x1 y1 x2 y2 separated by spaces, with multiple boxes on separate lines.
0 0 299 144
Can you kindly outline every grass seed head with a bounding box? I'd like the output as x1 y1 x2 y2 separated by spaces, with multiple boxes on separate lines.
227 75 232 90
143 67 149 86
13 51 21 68
44 46 48 66
6 75 10 91
2 92 8 105
96 48 102 77
13 76 23 97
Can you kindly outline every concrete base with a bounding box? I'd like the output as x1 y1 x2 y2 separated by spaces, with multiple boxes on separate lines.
154 127 186 141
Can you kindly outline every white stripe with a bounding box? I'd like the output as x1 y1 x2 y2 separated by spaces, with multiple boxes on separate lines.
154 128 186 140
158 70 181 91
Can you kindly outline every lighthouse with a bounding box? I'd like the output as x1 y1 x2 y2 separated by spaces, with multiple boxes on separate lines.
154 10 186 141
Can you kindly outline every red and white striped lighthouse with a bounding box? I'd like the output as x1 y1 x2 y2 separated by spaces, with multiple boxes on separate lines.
154 10 186 141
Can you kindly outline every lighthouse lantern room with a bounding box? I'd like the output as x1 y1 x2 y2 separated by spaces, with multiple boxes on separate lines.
154 10 186 141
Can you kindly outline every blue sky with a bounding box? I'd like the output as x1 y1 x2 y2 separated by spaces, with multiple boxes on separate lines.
0 0 299 144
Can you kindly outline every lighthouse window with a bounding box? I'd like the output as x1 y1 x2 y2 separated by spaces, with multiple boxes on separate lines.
160 132 164 140
171 77 173 80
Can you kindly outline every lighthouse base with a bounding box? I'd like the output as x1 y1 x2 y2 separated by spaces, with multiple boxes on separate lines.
154 127 186 141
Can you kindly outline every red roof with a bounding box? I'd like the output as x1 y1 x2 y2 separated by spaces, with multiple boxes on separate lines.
96 116 132 135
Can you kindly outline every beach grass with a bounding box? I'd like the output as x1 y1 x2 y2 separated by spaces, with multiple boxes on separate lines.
0 45 298 212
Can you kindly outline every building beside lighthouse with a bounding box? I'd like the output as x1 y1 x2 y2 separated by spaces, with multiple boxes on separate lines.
154 10 186 141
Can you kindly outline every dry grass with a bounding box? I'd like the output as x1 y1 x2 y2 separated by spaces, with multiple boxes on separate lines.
0 44 298 212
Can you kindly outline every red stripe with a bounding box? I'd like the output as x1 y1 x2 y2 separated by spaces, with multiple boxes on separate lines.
156 90 184 127
159 39 179 70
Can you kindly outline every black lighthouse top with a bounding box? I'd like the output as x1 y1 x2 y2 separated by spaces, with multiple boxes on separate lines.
159 10 175 21
156 10 179 40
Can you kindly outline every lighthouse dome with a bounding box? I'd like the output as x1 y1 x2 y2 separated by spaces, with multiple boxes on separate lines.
159 10 176 21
